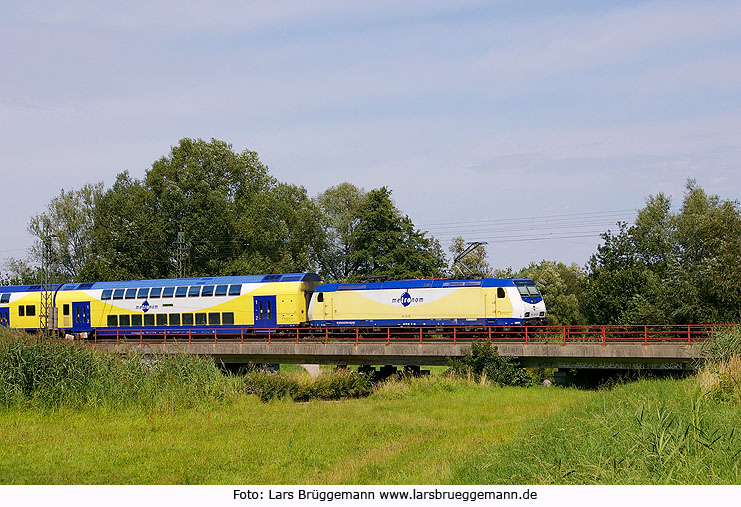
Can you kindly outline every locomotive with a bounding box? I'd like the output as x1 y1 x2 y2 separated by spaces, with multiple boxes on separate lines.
0 273 546 334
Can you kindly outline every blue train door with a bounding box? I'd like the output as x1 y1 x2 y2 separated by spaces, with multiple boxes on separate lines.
0 307 9 327
254 296 277 328
72 302 91 332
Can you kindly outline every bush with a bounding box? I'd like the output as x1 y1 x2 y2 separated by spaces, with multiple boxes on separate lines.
243 369 373 402
448 340 533 386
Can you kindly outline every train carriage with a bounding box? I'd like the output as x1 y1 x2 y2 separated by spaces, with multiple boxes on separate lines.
0 273 321 334
307 278 547 327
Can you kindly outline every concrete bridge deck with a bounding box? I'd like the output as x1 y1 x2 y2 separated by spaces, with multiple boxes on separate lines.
90 341 704 370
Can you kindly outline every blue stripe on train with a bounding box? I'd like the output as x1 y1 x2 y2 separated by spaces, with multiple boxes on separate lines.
309 318 523 327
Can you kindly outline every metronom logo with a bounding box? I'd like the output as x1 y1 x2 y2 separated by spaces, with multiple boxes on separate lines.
391 291 424 307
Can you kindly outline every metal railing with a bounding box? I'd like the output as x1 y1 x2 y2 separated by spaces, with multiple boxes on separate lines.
91 323 736 346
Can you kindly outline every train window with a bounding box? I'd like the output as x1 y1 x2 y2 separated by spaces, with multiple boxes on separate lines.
188 286 201 297
208 312 220 325
119 315 130 327
1 294 10 303
101 289 112 300
182 313 194 325
113 289 125 300
266 300 272 319
18 306 25 317
215 285 228 296
149 288 162 298
222 312 234 325
497 288 505 299
107 315 118 327
162 287 174 298
137 288 150 299
317 293 324 303
201 285 214 297
143 314 155 326
156 314 167 326
131 314 142 326
26 305 36 316
514 281 540 298
258 301 263 319
63 304 70 316
169 314 180 326
195 313 206 325
228 284 242 296
125 289 137 299
175 286 188 298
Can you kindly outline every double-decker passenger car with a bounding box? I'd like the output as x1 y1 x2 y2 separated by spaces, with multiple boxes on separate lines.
307 278 546 327
0 273 321 333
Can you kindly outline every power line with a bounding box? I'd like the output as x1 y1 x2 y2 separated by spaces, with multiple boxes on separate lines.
417 209 638 228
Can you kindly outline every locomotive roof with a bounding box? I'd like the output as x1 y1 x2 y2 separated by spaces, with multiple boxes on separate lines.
316 278 536 292
0 272 321 293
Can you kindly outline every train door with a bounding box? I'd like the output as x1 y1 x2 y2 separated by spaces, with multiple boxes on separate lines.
253 296 277 328
323 294 334 322
0 307 9 327
484 293 495 319
71 302 91 332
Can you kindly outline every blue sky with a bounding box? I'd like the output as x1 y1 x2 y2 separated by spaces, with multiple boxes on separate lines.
1 0 740 271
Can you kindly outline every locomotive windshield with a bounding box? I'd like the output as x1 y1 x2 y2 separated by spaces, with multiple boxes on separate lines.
514 280 541 298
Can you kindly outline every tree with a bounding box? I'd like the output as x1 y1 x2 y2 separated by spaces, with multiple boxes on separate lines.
27 182 103 282
516 261 586 325
349 187 446 280
315 182 366 281
582 180 741 324
0 258 42 286
82 138 327 280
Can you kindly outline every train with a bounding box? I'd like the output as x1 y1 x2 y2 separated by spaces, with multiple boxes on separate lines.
0 273 546 334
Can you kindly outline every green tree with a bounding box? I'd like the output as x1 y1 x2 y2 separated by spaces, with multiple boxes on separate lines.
28 183 103 282
349 187 446 280
0 258 42 285
82 138 326 280
583 180 741 324
516 260 586 325
314 182 366 281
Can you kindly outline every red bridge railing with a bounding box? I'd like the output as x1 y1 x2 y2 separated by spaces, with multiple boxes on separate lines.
91 323 736 346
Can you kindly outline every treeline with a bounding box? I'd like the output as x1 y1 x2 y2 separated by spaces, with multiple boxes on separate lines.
5 138 446 285
3 138 740 326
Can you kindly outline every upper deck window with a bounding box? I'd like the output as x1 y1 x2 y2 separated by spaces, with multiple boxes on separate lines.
201 285 214 297
113 289 125 300
215 285 228 296
137 288 150 299
162 287 175 298
188 286 201 297
228 284 242 296
150 288 162 298
175 286 188 298
101 289 112 300
0 294 10 304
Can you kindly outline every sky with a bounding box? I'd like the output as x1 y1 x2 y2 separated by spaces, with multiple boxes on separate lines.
1 0 740 272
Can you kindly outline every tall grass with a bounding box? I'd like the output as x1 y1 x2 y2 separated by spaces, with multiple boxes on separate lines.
0 329 241 411
452 378 741 484
699 328 741 404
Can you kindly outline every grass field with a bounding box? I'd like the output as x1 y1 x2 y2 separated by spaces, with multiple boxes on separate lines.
0 380 586 484
453 377 741 484
2 329 739 484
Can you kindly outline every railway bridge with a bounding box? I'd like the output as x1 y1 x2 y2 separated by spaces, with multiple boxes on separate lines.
88 324 732 370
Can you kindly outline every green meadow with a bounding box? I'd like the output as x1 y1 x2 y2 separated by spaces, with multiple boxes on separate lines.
1 329 739 484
